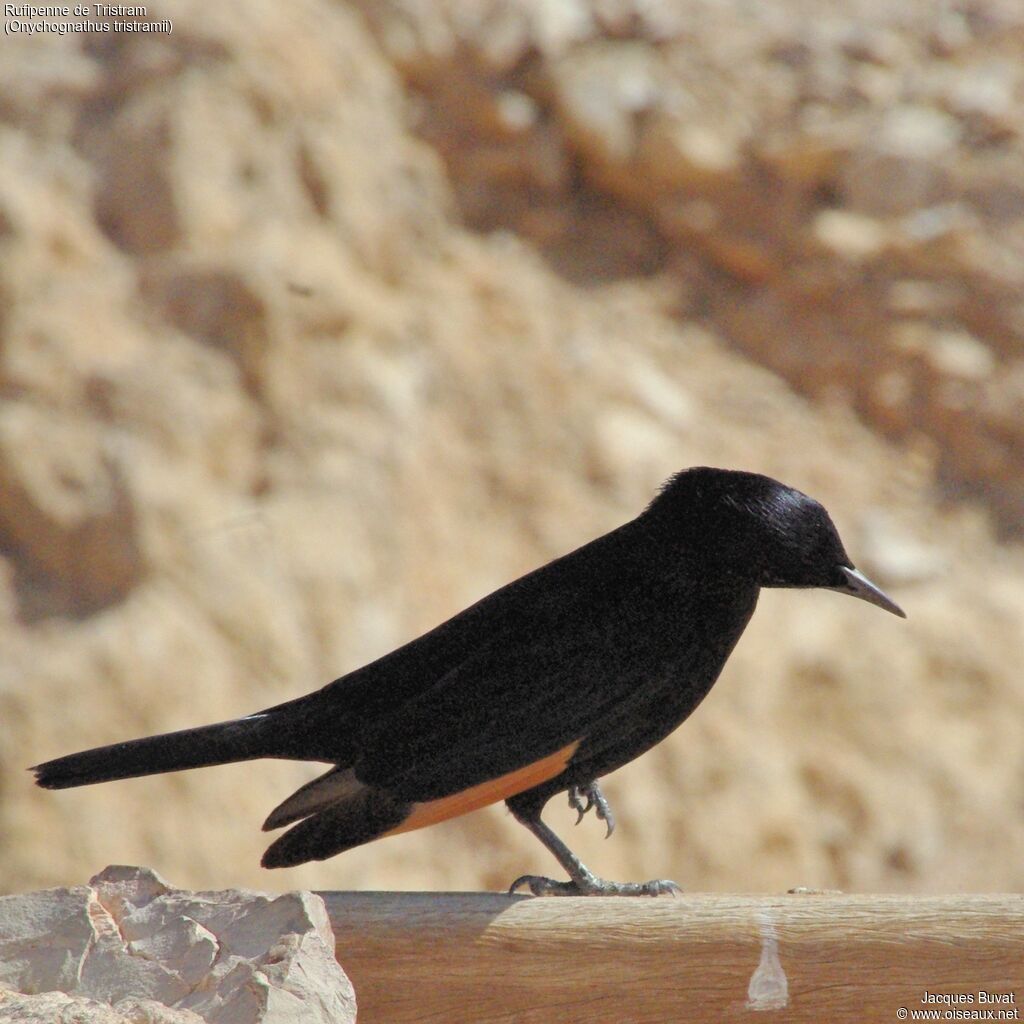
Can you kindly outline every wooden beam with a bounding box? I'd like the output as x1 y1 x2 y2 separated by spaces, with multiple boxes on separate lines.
321 891 1024 1023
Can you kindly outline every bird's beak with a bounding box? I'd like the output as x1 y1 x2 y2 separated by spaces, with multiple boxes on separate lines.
830 566 906 618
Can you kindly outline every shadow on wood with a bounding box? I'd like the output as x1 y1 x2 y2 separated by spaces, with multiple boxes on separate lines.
321 891 1024 1023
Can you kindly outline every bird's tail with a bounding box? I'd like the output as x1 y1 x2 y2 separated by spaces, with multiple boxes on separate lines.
32 701 314 790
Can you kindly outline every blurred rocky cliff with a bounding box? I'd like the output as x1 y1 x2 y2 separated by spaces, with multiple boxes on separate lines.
1 0 1022 895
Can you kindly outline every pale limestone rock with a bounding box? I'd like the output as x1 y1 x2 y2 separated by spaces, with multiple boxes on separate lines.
813 210 888 261
0 867 355 1024
926 330 996 381
876 105 962 160
0 989 205 1024
551 42 664 165
641 118 741 183
857 512 948 586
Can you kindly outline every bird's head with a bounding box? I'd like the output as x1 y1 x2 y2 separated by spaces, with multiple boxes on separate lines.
647 467 905 617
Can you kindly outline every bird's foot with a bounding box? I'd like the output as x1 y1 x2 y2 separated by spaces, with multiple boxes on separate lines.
508 873 682 897
567 780 616 837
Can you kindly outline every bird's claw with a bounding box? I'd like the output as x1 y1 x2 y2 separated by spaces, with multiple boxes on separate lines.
509 874 581 897
567 785 593 824
509 873 682 897
567 780 616 837
636 878 683 897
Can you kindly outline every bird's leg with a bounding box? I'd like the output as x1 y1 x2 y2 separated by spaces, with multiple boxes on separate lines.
507 806 681 897
567 780 616 837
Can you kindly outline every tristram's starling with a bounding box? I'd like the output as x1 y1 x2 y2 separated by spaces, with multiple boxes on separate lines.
34 467 905 896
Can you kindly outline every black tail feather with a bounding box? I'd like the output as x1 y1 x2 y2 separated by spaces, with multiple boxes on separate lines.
33 712 288 790
262 765 362 832
261 787 412 868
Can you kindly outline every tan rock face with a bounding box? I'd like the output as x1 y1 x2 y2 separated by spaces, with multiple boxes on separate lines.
0 1 1023 899
364 0 1024 531
0 866 355 1023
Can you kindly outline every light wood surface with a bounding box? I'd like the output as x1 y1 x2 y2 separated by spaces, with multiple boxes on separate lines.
321 891 1024 1023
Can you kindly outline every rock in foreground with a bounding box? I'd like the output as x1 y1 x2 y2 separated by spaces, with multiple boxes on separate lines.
0 865 355 1024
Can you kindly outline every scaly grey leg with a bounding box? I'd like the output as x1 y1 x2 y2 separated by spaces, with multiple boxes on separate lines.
508 806 681 897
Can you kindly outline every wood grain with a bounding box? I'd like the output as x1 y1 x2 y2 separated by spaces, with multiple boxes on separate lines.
321 891 1024 1023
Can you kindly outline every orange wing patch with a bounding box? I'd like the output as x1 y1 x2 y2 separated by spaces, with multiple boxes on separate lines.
384 740 580 837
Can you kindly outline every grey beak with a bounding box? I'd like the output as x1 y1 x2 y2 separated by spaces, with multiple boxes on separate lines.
830 566 906 618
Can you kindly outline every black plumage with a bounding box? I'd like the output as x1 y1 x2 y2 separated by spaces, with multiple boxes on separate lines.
33 467 905 895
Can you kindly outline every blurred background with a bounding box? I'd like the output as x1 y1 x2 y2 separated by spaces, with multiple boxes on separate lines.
1 0 1022 896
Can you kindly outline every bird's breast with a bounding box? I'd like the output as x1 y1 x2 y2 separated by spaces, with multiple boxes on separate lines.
569 584 759 779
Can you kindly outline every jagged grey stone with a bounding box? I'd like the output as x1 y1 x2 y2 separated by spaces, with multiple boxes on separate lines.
0 866 355 1024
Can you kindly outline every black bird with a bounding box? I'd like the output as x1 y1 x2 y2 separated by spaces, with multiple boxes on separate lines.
33 467 905 896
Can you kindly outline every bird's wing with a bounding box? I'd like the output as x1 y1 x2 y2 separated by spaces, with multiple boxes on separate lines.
351 555 684 803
